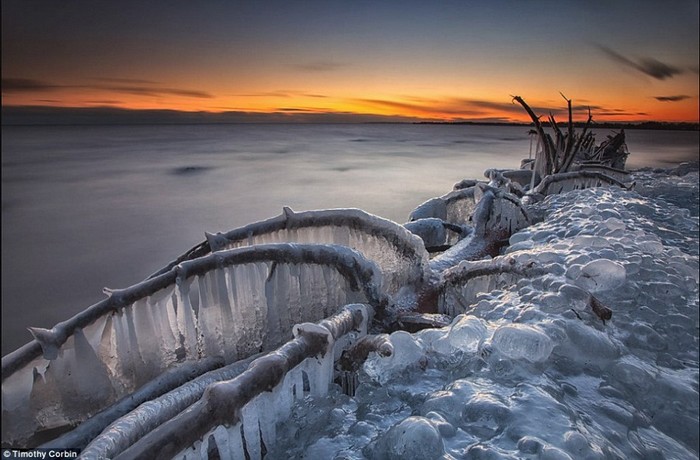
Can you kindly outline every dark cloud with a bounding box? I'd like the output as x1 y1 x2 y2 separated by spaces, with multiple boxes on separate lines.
654 95 691 102
99 85 212 98
596 45 683 80
276 107 316 112
2 78 59 92
0 105 421 125
85 100 124 105
357 95 639 122
239 90 328 98
90 77 160 85
1 77 212 98
360 97 581 119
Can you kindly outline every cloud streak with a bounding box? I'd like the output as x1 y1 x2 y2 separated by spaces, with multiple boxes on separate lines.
654 95 691 102
354 95 643 122
596 45 683 80
2 78 61 92
2 77 212 98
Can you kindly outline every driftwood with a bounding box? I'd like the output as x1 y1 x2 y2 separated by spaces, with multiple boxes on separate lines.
512 94 627 179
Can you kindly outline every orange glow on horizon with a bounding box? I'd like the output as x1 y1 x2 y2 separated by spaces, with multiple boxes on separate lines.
2 86 698 123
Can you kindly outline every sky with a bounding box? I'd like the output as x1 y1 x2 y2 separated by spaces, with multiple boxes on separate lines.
2 0 699 123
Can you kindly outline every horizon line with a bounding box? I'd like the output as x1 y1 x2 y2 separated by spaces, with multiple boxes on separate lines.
2 104 699 127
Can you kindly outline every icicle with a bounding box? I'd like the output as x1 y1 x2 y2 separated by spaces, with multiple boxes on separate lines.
292 323 334 398
197 272 223 359
213 269 236 361
27 327 61 360
256 391 277 453
241 398 262 459
227 423 246 459
124 307 148 388
71 328 115 408
175 278 199 360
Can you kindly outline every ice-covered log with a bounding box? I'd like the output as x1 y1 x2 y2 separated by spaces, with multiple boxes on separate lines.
403 218 448 248
2 244 384 447
76 353 257 459
428 188 531 274
410 187 478 225
531 171 632 196
572 163 631 183
41 357 224 450
111 304 371 460
403 218 467 250
409 187 481 246
152 208 429 300
493 169 541 188
438 256 547 316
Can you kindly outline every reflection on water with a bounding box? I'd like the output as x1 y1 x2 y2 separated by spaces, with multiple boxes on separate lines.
1 124 698 353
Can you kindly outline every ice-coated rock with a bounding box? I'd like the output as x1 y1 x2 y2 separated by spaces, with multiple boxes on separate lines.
363 331 425 384
375 416 444 460
491 324 553 363
572 258 626 292
447 315 487 353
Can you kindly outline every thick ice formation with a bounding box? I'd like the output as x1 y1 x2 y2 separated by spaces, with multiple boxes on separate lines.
403 218 448 249
109 304 372 460
429 188 532 274
154 208 430 299
409 187 480 245
1 244 384 447
532 170 631 196
268 178 699 459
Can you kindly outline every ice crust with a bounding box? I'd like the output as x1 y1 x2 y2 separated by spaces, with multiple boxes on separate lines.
269 177 699 459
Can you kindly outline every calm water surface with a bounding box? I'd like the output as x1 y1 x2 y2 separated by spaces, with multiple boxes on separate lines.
1 124 698 353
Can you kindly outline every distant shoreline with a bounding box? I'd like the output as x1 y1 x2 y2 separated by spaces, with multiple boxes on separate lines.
415 120 700 131
3 121 699 131
1 105 698 130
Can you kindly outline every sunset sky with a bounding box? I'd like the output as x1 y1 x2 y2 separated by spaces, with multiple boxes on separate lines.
2 0 698 123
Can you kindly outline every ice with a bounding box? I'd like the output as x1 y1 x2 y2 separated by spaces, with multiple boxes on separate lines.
261 172 698 458
447 315 487 353
199 208 429 299
2 243 384 448
532 171 630 196
101 304 371 459
403 218 447 248
372 416 444 460
364 331 426 384
409 188 479 245
570 258 626 292
491 324 554 363
409 197 447 221
3 167 699 456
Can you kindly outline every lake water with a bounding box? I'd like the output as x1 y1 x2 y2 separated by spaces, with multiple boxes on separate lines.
1 123 698 354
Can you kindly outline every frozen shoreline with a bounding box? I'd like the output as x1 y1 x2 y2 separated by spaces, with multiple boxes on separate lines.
3 160 698 458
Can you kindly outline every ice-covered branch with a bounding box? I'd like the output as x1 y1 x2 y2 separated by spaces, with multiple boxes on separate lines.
438 256 547 316
111 304 371 460
532 170 632 196
41 357 224 450
2 244 385 447
151 208 430 298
